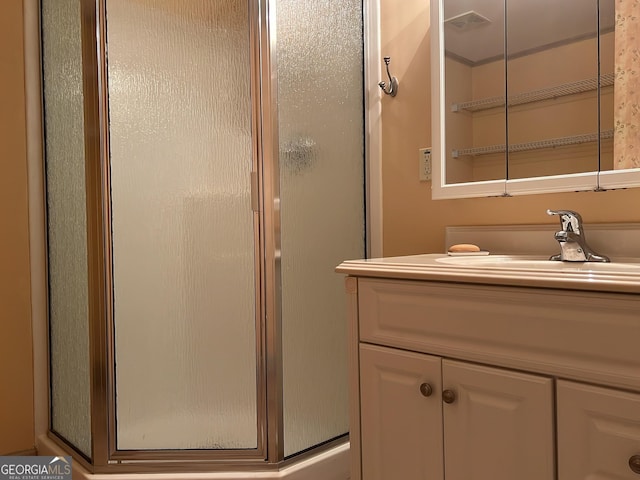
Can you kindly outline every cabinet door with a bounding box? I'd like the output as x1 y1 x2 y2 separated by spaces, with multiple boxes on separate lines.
359 344 443 480
442 359 554 480
557 380 640 480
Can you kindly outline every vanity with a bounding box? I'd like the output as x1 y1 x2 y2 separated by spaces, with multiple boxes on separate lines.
348 0 640 475
337 251 640 480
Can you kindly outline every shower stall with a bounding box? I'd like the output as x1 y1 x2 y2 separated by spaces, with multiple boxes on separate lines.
40 0 365 473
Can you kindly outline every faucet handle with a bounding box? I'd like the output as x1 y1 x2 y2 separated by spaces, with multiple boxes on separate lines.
547 209 583 235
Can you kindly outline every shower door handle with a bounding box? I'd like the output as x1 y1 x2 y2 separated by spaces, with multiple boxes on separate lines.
251 171 259 212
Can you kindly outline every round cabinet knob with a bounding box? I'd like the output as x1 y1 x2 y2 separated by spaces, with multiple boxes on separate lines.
630 454 640 475
419 383 433 397
442 389 456 404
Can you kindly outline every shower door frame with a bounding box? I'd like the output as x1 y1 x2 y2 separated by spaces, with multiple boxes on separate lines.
97 0 270 464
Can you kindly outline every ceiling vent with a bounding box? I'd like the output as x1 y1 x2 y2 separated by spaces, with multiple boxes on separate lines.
444 11 491 32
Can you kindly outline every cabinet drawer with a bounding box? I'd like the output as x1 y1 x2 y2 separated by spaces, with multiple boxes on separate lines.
357 278 640 390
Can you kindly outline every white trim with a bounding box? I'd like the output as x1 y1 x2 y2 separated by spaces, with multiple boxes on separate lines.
432 172 605 199
430 0 447 200
364 0 383 257
598 168 640 190
433 179 506 199
24 0 49 440
36 435 350 480
505 171 598 196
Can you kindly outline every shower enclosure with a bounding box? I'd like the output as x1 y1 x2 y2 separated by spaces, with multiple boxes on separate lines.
41 0 365 472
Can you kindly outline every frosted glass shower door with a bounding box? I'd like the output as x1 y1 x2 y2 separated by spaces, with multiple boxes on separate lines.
276 0 365 457
106 1 258 450
42 0 92 458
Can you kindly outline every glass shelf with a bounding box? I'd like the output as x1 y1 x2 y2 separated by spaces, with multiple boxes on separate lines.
451 73 615 113
453 129 614 158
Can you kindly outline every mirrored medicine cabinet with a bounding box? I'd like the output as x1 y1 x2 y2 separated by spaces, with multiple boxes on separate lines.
431 0 640 199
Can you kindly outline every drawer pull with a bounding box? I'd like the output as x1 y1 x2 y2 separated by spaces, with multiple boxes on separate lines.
442 389 456 404
630 455 640 474
419 383 433 397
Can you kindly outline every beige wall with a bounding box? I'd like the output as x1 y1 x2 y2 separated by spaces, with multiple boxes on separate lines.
380 0 640 257
0 0 35 454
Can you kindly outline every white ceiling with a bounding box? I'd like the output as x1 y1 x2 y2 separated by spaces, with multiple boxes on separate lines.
443 0 616 65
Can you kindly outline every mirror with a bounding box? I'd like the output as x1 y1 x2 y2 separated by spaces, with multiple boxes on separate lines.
431 0 640 199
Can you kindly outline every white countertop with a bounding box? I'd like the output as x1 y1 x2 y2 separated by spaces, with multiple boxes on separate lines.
336 254 640 294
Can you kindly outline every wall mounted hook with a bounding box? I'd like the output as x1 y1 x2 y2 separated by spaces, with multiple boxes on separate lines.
378 56 398 97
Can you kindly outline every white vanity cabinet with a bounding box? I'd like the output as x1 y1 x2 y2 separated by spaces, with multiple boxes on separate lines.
338 265 640 480
359 344 554 480
359 345 444 480
557 381 640 480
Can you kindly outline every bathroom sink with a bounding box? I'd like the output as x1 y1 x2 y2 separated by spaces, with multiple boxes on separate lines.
435 255 640 272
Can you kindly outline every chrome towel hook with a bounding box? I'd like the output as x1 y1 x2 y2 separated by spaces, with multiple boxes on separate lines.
378 56 398 97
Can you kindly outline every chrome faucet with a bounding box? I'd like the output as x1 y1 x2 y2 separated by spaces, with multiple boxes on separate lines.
547 209 610 262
